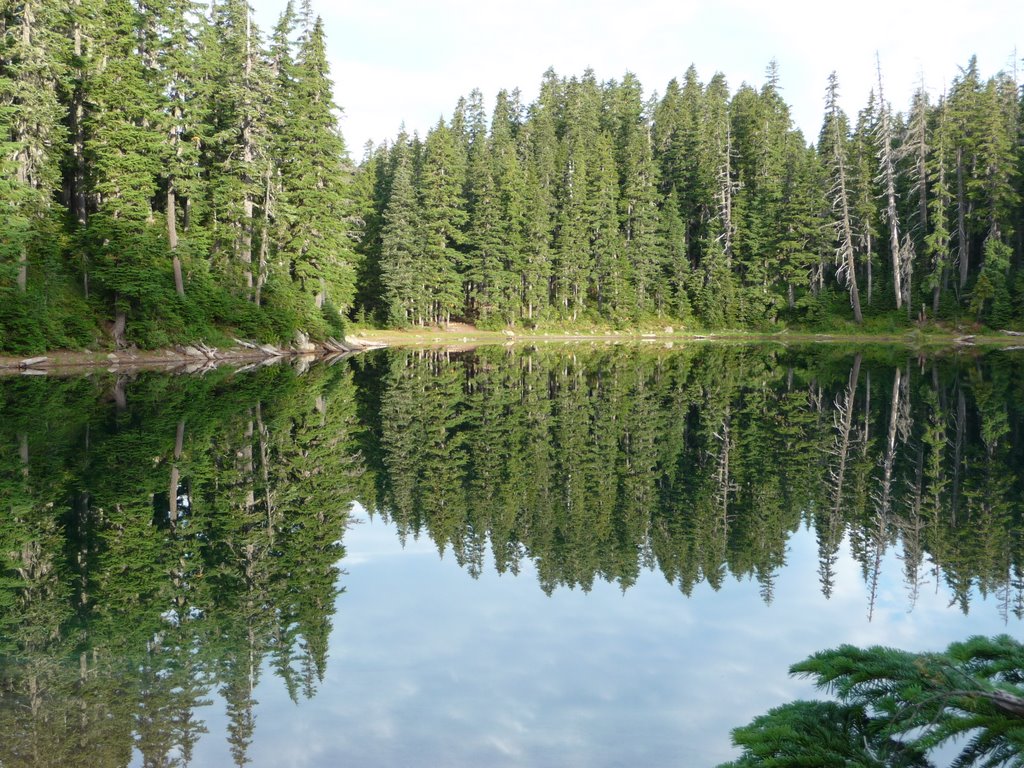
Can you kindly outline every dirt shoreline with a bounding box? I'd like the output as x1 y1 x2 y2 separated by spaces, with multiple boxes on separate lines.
2 328 1021 375
0 337 385 376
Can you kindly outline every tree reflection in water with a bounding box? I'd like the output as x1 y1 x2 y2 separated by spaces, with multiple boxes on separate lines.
0 345 1021 766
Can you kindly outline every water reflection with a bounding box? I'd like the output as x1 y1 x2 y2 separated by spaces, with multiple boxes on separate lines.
365 346 1024 618
0 365 362 767
0 345 1021 766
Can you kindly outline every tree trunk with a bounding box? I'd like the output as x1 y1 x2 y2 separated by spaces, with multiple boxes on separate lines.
71 0 89 296
865 233 872 306
240 9 255 299
835 156 863 323
957 147 969 291
168 185 185 296
951 387 965 523
877 62 904 310
830 354 861 516
112 293 127 349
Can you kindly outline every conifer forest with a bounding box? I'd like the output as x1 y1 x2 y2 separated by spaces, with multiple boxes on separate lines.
1 0 1023 351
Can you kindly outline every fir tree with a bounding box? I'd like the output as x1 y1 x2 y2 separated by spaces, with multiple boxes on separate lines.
279 15 354 316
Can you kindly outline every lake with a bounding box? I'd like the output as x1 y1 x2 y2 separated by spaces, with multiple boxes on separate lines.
0 344 1020 767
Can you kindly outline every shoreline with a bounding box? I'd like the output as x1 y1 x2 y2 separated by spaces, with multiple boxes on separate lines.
2 328 1021 375
346 325 1024 348
0 337 385 377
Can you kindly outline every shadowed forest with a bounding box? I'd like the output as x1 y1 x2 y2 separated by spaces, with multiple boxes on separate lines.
3 0 1024 350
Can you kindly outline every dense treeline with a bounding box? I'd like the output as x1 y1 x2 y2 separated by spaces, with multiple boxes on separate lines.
0 0 353 352
3 1 1023 346
354 60 1024 331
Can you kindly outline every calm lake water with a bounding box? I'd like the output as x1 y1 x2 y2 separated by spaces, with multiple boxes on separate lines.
0 344 1020 767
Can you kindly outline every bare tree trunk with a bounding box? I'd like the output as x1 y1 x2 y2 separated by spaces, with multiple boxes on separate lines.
255 403 274 538
243 415 255 510
866 232 873 306
952 387 965 523
957 147 969 291
240 10 255 299
14 1 35 292
877 59 903 310
168 184 184 296
830 354 862 515
71 0 89 297
868 366 903 620
714 408 733 526
112 293 127 349
819 355 861 597
826 74 863 323
835 155 864 323
112 376 127 411
17 250 27 291
256 169 272 305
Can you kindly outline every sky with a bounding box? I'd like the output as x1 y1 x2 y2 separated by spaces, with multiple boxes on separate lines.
250 0 1024 157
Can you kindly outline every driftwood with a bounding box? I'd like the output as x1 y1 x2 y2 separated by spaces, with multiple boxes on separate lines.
999 329 1024 336
323 337 351 354
19 356 48 368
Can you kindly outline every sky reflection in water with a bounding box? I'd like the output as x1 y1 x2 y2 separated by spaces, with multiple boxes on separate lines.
191 503 1014 768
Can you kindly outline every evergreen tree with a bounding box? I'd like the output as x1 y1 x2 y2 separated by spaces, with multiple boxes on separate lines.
200 0 272 301
0 0 67 292
379 137 421 326
279 15 354 317
85 0 165 346
419 118 466 324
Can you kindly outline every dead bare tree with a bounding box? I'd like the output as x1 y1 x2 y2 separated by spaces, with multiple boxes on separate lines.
875 56 908 311
825 72 864 323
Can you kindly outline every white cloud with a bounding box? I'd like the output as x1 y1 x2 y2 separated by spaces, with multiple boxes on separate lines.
252 0 1021 153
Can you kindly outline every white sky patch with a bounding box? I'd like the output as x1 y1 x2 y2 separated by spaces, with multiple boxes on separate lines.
252 0 1023 155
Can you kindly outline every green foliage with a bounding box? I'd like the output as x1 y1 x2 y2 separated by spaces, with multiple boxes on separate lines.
4 4 1024 347
353 55 1024 332
721 636 1024 768
721 700 930 767
0 363 365 766
0 0 356 352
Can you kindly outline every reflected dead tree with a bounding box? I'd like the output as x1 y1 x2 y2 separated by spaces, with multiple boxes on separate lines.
820 354 861 598
866 366 911 620
898 438 927 611
255 403 275 540
712 405 736 533
952 386 966 525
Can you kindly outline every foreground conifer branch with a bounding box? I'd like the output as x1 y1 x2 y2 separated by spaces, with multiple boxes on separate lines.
719 635 1024 767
